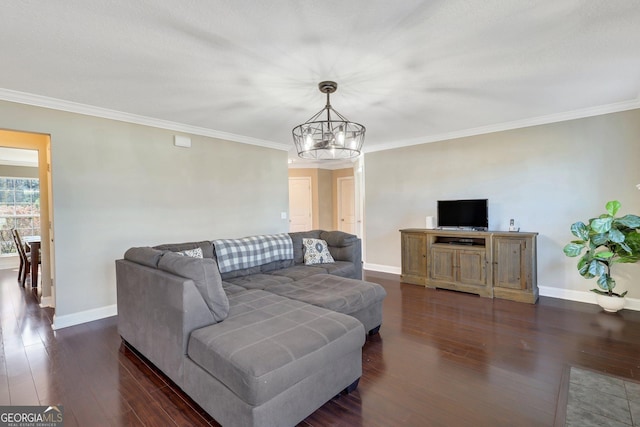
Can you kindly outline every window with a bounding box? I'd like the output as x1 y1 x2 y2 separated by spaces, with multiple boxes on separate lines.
0 177 40 255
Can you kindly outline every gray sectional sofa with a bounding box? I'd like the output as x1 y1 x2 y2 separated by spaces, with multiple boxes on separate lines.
116 230 386 427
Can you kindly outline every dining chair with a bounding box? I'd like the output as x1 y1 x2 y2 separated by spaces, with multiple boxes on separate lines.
12 229 40 287
10 228 25 283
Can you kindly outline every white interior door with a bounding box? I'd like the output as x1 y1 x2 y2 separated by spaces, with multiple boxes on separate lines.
288 177 312 232
337 176 356 234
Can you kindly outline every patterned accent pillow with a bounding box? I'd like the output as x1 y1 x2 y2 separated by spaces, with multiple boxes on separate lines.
303 238 335 265
176 247 204 258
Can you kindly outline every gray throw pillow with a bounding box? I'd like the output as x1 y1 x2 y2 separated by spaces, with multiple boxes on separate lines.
158 252 229 322
320 230 358 247
153 240 215 259
289 230 322 264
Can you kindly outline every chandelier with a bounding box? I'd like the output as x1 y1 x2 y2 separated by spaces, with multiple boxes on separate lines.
292 81 365 160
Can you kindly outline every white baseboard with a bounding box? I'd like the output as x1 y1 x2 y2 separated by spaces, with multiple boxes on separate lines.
364 263 401 275
52 304 118 330
538 286 640 311
537 286 595 303
0 255 20 270
364 263 640 312
40 285 55 308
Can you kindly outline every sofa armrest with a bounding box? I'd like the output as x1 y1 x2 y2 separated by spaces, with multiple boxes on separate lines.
116 259 215 387
320 231 363 280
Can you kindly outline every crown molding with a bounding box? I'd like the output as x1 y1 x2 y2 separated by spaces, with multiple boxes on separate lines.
365 98 640 153
4 88 639 157
0 88 291 152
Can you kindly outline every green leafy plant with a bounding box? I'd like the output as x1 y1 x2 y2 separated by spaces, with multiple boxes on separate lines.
563 200 640 297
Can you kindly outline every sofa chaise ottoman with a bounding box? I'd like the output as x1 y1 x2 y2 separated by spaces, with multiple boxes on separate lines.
184 289 364 427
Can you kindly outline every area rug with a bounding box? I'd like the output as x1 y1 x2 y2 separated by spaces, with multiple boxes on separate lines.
555 366 640 426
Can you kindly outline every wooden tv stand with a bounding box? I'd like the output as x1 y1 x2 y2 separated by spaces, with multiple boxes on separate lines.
400 229 538 303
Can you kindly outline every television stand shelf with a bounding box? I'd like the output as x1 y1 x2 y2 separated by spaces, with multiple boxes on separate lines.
400 229 538 303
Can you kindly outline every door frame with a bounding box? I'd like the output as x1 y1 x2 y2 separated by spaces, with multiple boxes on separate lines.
288 176 313 232
337 176 355 234
0 129 54 307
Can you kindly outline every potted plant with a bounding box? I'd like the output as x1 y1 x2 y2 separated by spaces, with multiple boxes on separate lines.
563 200 640 312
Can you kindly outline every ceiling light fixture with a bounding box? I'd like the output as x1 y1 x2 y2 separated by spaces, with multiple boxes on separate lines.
292 81 365 160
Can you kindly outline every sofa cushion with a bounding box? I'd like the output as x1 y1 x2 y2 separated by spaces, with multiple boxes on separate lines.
124 247 165 268
187 290 365 406
154 240 215 259
269 265 327 281
317 260 356 278
222 281 247 295
158 252 229 322
258 258 295 273
265 274 387 316
225 274 293 290
303 238 335 265
220 265 261 280
288 230 322 264
219 259 295 280
320 230 358 248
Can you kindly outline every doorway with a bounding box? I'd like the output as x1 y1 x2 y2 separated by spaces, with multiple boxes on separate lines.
0 129 53 308
337 176 356 234
288 177 313 232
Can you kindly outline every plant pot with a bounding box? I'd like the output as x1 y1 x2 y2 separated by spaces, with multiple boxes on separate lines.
595 294 626 313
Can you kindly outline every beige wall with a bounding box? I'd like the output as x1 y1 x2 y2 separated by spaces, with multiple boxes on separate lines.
364 109 640 297
0 100 289 326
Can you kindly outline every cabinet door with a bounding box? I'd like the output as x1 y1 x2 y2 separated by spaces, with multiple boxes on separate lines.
457 249 487 286
494 237 526 290
402 233 427 279
430 246 456 283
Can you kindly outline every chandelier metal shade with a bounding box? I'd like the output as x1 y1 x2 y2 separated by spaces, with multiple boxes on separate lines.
292 81 365 160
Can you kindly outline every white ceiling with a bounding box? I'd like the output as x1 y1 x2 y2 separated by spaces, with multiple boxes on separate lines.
1 1 640 163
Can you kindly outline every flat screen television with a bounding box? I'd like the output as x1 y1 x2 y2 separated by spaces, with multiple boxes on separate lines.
437 199 488 230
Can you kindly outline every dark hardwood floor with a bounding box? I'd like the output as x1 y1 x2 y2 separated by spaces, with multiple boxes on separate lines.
2 268 640 426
